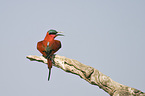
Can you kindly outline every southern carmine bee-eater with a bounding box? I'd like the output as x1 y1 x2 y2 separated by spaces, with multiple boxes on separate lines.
37 29 64 81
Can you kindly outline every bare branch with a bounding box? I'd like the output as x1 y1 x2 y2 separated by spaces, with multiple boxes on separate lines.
26 55 145 96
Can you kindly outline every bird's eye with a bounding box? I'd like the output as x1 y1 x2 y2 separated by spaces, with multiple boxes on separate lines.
49 33 56 35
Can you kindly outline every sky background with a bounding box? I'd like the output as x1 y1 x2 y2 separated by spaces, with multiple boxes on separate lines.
0 0 145 96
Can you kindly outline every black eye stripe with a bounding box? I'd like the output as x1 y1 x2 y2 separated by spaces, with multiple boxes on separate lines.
49 33 56 35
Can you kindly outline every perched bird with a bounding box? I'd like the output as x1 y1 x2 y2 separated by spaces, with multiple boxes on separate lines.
37 29 64 81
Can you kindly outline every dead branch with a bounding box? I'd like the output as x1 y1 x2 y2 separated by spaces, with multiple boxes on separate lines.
26 54 145 96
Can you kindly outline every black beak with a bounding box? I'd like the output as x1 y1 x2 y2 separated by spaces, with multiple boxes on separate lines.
56 32 64 36
56 34 64 36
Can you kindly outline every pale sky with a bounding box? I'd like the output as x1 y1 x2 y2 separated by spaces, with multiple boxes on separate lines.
0 0 145 96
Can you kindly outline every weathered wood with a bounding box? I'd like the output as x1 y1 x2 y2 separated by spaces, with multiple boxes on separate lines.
26 55 145 96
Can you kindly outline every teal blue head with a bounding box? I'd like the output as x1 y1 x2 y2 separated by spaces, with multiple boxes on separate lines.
48 29 64 36
48 29 58 34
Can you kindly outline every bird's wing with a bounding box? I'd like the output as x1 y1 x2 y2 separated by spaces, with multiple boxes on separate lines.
45 40 61 58
37 41 47 56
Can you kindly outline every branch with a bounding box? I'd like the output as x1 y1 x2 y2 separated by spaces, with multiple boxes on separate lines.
26 55 145 96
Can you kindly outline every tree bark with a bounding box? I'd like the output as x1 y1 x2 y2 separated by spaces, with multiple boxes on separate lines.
26 54 145 96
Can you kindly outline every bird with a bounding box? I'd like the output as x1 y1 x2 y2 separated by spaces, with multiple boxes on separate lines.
37 29 64 81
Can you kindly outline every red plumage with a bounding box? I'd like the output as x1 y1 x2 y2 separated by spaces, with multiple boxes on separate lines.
37 30 63 81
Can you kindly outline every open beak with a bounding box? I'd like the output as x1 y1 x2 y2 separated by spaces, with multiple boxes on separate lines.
57 32 63 33
56 32 64 36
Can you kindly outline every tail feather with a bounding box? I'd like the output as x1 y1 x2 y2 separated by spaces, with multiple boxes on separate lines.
48 68 51 81
47 58 52 81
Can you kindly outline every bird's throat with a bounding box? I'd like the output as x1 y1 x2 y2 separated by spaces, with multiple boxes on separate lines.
44 34 55 42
